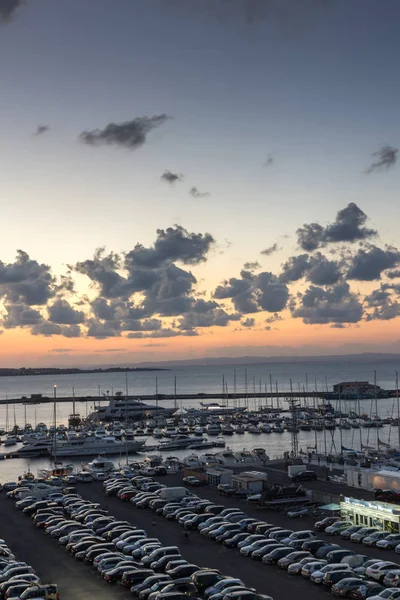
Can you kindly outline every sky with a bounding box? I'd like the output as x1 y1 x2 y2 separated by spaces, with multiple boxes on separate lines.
1 0 400 366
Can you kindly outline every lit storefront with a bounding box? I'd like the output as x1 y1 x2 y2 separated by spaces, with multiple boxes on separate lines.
340 497 400 533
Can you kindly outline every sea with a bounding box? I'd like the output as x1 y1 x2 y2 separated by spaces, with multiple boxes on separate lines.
1 357 400 481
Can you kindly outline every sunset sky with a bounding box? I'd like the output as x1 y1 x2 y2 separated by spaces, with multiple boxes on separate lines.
1 0 400 366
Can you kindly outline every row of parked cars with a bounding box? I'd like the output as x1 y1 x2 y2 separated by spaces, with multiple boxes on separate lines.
0 532 58 600
105 474 400 600
9 482 271 600
315 517 400 552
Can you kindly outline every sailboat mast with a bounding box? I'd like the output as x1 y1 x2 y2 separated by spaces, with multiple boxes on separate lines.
396 371 400 448
53 385 57 463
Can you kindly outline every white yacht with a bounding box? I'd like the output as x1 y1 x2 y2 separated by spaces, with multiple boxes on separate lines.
50 434 145 457
89 397 177 421
84 456 115 472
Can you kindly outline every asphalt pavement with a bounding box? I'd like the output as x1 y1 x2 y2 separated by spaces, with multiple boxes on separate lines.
1 475 396 600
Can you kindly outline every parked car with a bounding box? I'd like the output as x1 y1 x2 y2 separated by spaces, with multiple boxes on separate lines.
290 470 317 482
377 534 400 550
331 577 367 597
325 522 354 536
350 528 379 543
315 517 341 531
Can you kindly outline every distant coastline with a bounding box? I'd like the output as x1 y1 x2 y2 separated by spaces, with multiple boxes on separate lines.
0 367 167 377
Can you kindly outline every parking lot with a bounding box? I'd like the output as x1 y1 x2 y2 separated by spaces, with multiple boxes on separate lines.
2 473 398 600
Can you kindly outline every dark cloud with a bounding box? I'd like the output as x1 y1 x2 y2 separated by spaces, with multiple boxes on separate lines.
47 298 85 325
264 154 274 167
79 115 170 150
307 254 341 286
347 245 400 281
366 145 398 174
125 225 214 270
0 251 55 306
292 282 363 325
3 304 42 328
280 254 310 283
189 186 210 198
30 322 81 338
0 0 24 21
241 317 255 328
365 285 400 321
161 170 184 184
214 268 289 314
35 125 49 136
386 270 400 280
261 243 280 256
296 203 377 251
178 305 240 330
121 318 162 332
86 319 120 339
243 261 260 270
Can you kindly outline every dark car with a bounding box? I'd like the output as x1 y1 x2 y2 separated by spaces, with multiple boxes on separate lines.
315 544 341 559
326 550 355 563
224 533 250 548
152 555 182 572
262 547 293 564
104 566 138 584
314 517 341 531
301 540 327 553
374 489 400 503
121 569 155 588
131 575 172 598
323 570 355 588
159 581 199 596
291 470 317 482
348 583 385 600
166 565 201 579
331 578 368 597
191 571 223 594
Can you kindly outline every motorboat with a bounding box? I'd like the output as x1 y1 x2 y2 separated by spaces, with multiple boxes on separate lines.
215 436 226 447
84 455 115 473
50 434 145 457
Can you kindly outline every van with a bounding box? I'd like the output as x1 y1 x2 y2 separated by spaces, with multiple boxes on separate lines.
159 488 191 502
20 585 59 600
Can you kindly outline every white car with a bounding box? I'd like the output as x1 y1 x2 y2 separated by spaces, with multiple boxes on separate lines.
366 561 400 582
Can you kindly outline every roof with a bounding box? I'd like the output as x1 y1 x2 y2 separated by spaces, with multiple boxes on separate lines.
376 470 400 479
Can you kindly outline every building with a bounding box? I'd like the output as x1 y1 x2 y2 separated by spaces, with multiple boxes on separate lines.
340 496 400 532
232 471 267 492
333 381 382 398
205 467 233 487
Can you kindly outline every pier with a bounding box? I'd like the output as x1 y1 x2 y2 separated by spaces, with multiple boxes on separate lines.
0 391 331 405
0 389 396 406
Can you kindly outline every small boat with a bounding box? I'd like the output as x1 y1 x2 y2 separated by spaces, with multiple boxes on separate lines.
215 436 226 447
4 436 17 447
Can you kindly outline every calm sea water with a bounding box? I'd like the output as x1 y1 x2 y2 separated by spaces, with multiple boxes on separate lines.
0 358 400 481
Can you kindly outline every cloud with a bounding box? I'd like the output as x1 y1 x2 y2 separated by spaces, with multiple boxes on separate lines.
189 186 210 198
347 245 400 281
214 267 289 314
0 0 24 21
241 317 255 328
86 319 120 339
0 250 55 305
366 145 398 174
243 261 260 270
296 203 377 251
3 304 42 328
126 328 198 339
51 348 73 353
30 322 81 338
292 282 363 325
261 243 280 256
35 125 49 136
161 170 184 184
265 312 283 324
365 285 400 321
79 115 170 150
47 298 85 324
264 154 274 167
386 270 400 280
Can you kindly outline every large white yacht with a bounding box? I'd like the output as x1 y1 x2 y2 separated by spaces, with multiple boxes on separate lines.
89 397 177 421
50 433 145 457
